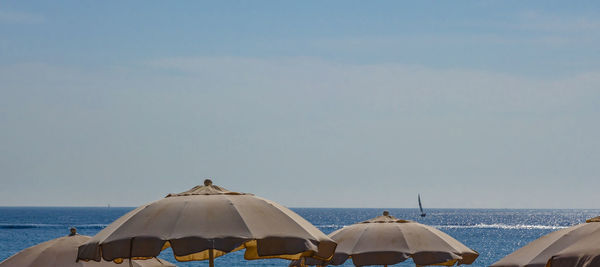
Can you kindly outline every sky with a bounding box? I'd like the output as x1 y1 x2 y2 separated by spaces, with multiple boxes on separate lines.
1 1 599 208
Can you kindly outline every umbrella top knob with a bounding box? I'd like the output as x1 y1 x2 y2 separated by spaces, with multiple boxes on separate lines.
69 227 77 236
165 180 250 197
362 212 412 224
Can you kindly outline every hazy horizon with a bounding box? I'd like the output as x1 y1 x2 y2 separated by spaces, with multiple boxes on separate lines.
3 206 600 210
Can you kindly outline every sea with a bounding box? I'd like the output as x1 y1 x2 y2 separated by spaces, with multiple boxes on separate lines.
1 207 598 267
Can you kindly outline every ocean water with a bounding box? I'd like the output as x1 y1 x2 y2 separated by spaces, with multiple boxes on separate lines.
1 207 598 267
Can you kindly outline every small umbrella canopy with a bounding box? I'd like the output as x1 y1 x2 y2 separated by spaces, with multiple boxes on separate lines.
78 180 336 266
291 211 478 267
0 230 175 267
490 217 600 267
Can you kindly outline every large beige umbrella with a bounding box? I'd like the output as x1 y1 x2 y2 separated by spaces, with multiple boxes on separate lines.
0 230 174 267
292 211 478 267
78 180 336 267
490 216 600 267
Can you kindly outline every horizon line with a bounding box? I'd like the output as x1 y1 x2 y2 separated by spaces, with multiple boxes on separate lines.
1 205 599 210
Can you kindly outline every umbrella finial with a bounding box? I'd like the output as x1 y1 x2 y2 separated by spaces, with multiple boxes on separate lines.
204 179 213 186
383 210 390 216
69 227 77 236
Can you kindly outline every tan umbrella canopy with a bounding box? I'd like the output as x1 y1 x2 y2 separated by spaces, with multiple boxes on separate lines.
292 211 479 267
490 216 600 267
547 217 600 267
77 180 336 267
0 230 174 267
547 235 600 267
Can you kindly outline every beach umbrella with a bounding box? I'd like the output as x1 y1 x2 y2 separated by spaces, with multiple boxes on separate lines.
490 216 600 267
291 211 479 267
547 235 600 267
77 179 337 267
547 217 600 267
0 229 175 267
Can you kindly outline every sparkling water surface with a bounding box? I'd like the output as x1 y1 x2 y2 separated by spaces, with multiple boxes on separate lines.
1 207 598 266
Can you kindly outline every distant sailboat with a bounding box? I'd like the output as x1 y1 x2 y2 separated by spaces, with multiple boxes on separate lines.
418 194 426 217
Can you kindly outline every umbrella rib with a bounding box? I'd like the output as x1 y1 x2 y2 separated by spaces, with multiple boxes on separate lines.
267 199 316 238
28 240 60 266
245 197 309 239
261 197 324 238
348 225 370 255
167 200 189 239
419 225 461 253
99 205 148 246
413 225 468 265
27 238 65 266
392 222 410 253
227 197 254 240
527 232 574 265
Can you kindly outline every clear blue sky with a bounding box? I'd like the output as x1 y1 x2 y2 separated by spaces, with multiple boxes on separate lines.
1 1 599 208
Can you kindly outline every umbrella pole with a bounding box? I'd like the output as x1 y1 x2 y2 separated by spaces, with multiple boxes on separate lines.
209 248 215 267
